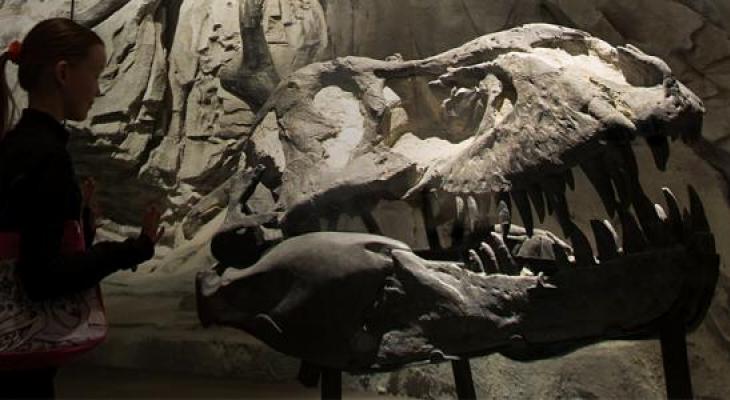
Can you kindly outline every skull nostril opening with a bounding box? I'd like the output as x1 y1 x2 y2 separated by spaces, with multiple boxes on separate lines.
211 227 272 268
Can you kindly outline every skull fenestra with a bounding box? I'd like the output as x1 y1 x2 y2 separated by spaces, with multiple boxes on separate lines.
195 24 719 372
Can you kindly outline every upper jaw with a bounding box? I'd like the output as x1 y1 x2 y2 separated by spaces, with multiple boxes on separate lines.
271 31 704 236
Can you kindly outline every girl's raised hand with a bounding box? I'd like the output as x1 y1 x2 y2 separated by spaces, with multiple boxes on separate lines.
141 204 164 244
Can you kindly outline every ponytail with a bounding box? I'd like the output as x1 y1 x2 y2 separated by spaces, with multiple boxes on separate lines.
1 53 13 140
1 41 20 140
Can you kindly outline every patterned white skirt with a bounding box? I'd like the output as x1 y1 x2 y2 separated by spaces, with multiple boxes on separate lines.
0 259 107 369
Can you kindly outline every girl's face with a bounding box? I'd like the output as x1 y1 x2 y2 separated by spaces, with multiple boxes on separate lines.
61 44 106 121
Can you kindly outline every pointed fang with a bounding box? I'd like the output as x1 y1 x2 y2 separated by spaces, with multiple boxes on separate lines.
528 185 546 223
590 219 619 261
569 223 595 266
467 249 486 274
619 210 648 253
552 243 571 271
452 196 466 245
662 187 683 241
688 185 711 233
512 191 534 237
478 242 499 274
646 135 670 171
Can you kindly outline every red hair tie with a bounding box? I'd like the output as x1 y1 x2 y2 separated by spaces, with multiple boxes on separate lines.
6 40 21 64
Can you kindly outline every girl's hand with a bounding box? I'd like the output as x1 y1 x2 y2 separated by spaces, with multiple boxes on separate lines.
141 204 165 244
82 177 103 229
81 177 96 206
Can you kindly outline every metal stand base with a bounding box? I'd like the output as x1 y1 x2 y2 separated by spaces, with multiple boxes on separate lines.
298 358 478 400
296 328 693 400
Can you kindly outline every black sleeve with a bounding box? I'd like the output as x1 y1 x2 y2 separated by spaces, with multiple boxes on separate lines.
17 152 154 302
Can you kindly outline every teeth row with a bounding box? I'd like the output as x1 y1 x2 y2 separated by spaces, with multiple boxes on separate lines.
421 139 703 274
462 185 712 275
427 141 673 236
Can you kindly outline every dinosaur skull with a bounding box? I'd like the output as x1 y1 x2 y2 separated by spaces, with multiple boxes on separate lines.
196 24 718 371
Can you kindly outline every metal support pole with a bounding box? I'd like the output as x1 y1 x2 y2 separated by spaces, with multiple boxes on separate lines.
451 359 477 400
660 323 693 399
320 367 342 400
298 361 321 388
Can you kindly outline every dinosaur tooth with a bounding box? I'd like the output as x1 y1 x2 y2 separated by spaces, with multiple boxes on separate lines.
618 144 639 181
478 241 499 274
682 207 692 239
602 147 633 209
612 172 632 211
661 187 684 241
580 161 616 218
604 219 621 252
528 185 546 223
497 194 511 241
580 160 617 218
565 168 576 191
654 204 668 222
481 192 493 216
569 223 595 267
467 249 486 274
452 195 466 245
551 242 571 271
511 190 534 237
489 231 517 275
590 219 619 261
633 192 667 246
544 179 572 237
422 190 442 250
466 195 479 234
619 209 648 253
426 190 440 220
646 135 670 171
607 166 632 210
688 185 711 233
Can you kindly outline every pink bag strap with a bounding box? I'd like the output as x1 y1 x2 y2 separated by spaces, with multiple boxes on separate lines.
0 220 85 261
0 232 20 260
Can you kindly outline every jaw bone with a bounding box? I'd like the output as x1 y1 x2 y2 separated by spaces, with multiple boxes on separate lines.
197 186 718 370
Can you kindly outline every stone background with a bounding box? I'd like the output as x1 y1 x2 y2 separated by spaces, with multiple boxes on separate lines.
2 1 730 398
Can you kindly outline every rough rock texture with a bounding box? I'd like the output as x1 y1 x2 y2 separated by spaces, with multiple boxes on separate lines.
2 1 730 399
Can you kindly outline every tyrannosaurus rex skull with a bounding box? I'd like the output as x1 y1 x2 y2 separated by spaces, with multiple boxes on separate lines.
196 23 718 371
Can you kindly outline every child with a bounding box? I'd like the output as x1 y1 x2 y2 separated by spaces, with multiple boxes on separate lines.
0 18 164 398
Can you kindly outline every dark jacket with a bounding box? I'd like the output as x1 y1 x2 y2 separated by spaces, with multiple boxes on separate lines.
0 108 153 301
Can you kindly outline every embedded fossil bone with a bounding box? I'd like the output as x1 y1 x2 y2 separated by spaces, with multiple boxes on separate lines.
75 0 133 27
219 0 281 110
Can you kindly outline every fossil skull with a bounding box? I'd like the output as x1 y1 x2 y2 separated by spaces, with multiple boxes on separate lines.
196 24 718 371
